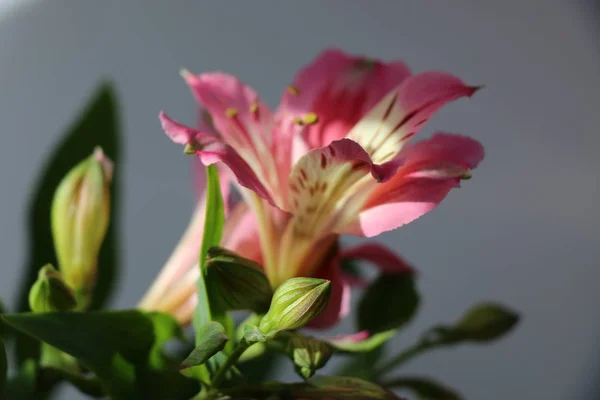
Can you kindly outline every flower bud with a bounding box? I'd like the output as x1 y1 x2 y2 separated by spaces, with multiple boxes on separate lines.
205 247 273 313
258 278 331 336
28 264 77 313
453 303 519 342
51 147 112 300
287 334 333 380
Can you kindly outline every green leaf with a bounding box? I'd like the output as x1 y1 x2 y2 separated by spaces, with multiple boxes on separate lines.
15 83 122 362
180 322 229 370
2 311 197 399
188 165 228 385
308 376 403 399
217 376 405 399
193 165 225 331
0 336 6 400
382 376 462 400
358 273 419 334
328 330 396 353
199 166 225 278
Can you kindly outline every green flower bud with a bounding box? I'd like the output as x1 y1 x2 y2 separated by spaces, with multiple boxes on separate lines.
51 147 112 300
287 334 333 380
259 277 331 336
453 303 519 342
28 264 77 313
206 247 273 313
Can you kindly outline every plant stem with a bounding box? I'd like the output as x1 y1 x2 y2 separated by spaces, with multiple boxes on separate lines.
211 341 250 388
371 341 433 379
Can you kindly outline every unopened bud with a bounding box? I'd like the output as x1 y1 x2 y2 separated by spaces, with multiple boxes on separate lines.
288 335 333 380
205 247 273 313
51 147 112 300
453 303 519 342
259 278 331 336
28 264 77 313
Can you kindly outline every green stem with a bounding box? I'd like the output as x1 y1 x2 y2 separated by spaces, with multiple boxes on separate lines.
211 341 250 388
371 341 433 379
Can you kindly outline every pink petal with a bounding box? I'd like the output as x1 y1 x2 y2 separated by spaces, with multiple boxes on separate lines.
182 72 288 208
348 133 484 237
347 72 480 165
287 138 403 238
306 257 351 330
280 48 411 150
159 112 276 205
341 243 414 274
221 202 262 264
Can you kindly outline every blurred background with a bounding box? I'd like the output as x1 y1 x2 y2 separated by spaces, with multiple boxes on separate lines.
1 1 599 399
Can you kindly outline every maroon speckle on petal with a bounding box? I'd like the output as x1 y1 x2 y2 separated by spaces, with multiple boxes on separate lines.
300 168 308 181
320 153 328 169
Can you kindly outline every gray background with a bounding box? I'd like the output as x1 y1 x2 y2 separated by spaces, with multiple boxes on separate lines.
1 1 599 399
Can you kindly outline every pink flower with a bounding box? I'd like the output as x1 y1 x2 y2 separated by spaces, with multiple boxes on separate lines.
143 49 484 328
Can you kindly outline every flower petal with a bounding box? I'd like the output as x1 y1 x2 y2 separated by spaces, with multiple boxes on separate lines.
341 243 414 274
280 49 411 150
160 112 276 205
348 133 484 237
347 72 480 165
287 138 402 238
183 72 288 207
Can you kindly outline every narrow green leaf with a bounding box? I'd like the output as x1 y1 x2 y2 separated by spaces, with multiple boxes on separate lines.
193 165 225 331
0 335 6 400
15 83 122 362
328 330 396 353
358 273 419 334
187 165 228 385
2 311 197 399
180 322 229 370
217 376 405 399
199 165 225 277
382 376 462 400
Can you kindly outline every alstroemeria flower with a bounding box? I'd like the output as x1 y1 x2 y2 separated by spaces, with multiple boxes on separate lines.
160 49 483 286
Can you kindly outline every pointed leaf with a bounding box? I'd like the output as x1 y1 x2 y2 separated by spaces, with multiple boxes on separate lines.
219 376 406 399
180 322 229 370
193 165 225 331
15 83 122 362
358 273 419 333
189 165 227 384
2 311 197 399
382 376 462 400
